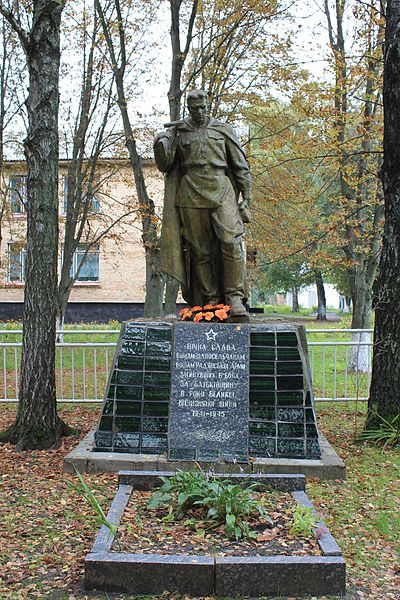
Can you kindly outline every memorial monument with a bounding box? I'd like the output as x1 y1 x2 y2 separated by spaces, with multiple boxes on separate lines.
92 90 322 464
154 89 251 318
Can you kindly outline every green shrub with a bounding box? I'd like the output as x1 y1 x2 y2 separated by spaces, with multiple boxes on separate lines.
147 469 272 540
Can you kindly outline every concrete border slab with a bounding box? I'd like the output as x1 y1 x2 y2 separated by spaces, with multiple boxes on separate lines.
64 429 346 480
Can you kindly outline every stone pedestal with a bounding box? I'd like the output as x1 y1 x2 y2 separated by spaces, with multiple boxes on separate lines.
93 320 321 461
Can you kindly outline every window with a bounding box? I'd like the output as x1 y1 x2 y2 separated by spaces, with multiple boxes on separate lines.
62 175 100 214
71 244 100 282
8 244 26 282
62 175 68 214
9 176 27 214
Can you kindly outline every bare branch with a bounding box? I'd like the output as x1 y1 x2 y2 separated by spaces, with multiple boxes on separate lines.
0 2 29 52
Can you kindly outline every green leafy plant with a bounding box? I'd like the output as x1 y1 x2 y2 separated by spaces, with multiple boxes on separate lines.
290 504 319 537
357 414 400 448
147 469 272 540
68 469 118 542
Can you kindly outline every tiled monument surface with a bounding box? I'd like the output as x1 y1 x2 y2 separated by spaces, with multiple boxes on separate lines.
94 320 321 461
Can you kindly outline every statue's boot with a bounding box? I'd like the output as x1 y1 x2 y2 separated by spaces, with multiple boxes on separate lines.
221 241 247 317
195 257 221 305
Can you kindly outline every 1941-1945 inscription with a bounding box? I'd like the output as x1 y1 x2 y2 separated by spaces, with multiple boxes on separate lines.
169 322 250 462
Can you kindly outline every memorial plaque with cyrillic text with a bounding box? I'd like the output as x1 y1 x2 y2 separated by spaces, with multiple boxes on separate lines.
168 322 249 462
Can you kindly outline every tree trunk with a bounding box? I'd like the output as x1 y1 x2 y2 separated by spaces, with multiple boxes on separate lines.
291 285 299 312
0 0 70 449
349 266 374 372
164 276 180 315
95 0 163 317
164 1 199 313
367 0 400 429
314 270 327 321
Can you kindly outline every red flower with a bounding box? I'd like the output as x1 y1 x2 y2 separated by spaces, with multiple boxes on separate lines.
191 306 203 312
215 309 228 321
193 312 204 322
204 311 214 321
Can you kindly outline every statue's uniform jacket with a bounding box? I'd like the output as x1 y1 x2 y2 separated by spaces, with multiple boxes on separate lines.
154 118 251 304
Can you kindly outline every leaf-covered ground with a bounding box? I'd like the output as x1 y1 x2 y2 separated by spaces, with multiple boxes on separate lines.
0 401 399 599
116 490 320 557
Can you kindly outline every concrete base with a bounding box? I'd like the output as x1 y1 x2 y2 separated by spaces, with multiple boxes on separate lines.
64 429 346 480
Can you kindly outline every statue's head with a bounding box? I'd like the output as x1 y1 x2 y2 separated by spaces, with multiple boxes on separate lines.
187 89 208 126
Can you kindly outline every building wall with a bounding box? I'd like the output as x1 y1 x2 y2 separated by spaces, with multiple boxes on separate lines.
0 160 164 307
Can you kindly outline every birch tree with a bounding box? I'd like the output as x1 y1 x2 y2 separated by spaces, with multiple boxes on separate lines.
0 0 70 449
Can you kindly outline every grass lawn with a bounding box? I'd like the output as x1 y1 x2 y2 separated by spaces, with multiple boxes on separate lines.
0 402 399 599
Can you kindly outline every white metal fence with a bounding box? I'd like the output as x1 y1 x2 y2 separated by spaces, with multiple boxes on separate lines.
0 328 373 403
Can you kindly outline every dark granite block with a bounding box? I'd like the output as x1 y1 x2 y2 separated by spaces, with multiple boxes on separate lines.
169 323 249 463
94 431 112 447
277 347 301 360
121 341 145 355
115 385 143 400
249 436 276 455
113 433 140 449
278 423 305 438
277 331 298 346
215 556 346 596
117 355 144 370
114 417 141 432
115 401 142 416
306 423 318 438
277 438 305 456
145 356 171 371
276 392 304 405
249 421 277 436
250 376 275 391
143 371 170 387
141 434 167 449
277 407 305 422
145 341 172 356
249 391 276 404
250 332 275 346
143 401 169 416
118 471 306 492
249 405 276 420
147 326 172 341
115 370 144 385
277 375 304 390
99 416 112 431
307 439 322 455
142 417 168 432
143 387 170 401
250 346 275 360
85 553 215 595
122 324 146 340
249 360 274 375
101 399 114 415
277 361 303 374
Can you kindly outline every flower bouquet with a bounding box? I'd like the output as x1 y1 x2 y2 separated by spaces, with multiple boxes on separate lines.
179 304 231 322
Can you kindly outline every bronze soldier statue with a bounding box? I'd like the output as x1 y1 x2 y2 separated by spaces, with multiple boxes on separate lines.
154 89 251 318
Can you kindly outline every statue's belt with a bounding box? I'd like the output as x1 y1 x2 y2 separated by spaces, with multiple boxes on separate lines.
181 167 227 176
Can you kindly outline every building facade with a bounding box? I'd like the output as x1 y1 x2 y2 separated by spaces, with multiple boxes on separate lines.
0 159 164 322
